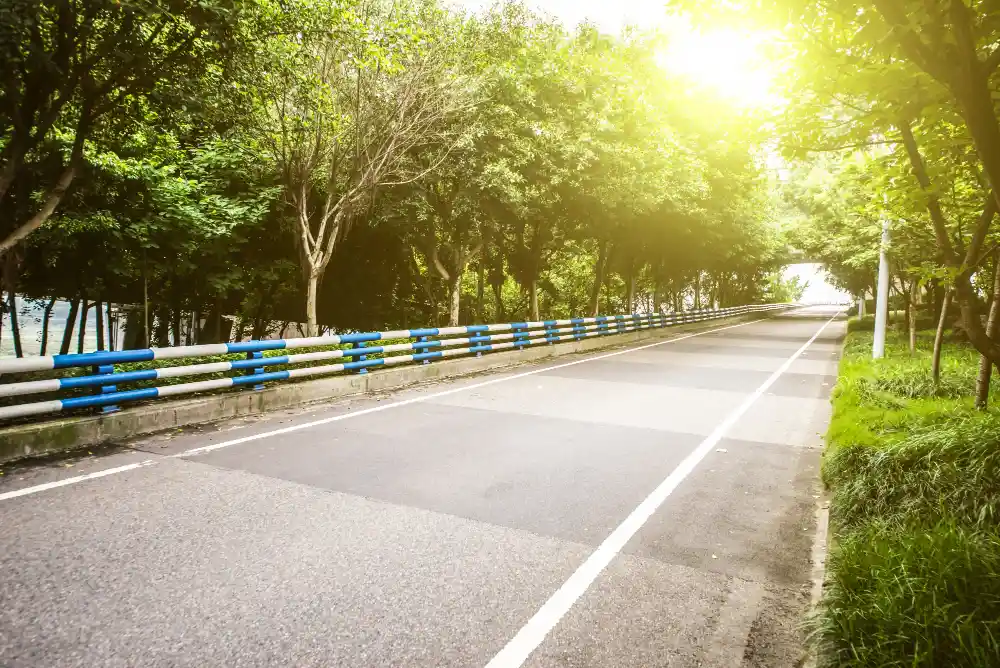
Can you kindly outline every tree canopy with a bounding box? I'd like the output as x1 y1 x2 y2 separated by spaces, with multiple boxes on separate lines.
0 0 804 355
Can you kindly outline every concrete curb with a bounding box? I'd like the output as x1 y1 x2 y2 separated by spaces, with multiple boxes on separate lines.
0 315 758 464
803 319 850 668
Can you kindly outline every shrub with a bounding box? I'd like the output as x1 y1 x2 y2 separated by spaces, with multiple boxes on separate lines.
813 520 1000 668
825 417 1000 532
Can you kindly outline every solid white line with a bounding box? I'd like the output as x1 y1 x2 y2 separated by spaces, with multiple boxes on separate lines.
0 312 790 501
0 460 156 502
482 311 840 668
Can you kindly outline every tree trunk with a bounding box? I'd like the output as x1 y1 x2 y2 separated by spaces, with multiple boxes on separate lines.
932 289 951 384
976 251 1000 409
95 299 105 351
900 282 908 334
252 317 268 341
447 273 462 327
153 307 169 347
492 283 504 322
694 273 702 310
60 298 80 355
106 301 116 351
8 291 22 358
476 263 485 323
142 268 150 348
899 117 1000 366
907 281 918 354
172 310 181 346
39 297 56 356
528 278 539 321
589 240 609 317
887 281 894 325
951 60 1000 222
233 317 248 344
77 301 90 354
0 131 85 257
305 272 319 337
123 307 145 350
626 270 636 314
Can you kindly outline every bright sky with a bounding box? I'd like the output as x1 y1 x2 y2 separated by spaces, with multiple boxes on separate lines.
785 264 851 304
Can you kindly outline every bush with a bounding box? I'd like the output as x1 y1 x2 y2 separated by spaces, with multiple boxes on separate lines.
825 417 1000 532
814 521 1000 668
817 324 1000 667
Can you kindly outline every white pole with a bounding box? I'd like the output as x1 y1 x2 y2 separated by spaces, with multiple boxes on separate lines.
873 218 890 359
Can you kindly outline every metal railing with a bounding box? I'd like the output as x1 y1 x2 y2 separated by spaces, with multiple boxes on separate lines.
0 303 794 421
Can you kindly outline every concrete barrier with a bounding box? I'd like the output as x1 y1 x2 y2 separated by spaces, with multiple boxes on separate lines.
0 314 759 464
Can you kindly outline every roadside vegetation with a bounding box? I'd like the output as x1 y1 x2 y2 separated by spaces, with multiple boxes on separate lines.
814 318 1000 667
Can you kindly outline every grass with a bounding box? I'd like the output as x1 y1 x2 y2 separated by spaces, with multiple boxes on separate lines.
816 520 1000 667
814 321 1000 667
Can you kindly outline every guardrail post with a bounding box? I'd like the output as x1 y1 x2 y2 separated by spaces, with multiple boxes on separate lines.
355 341 368 374
245 351 265 391
513 325 526 350
94 364 120 414
545 322 555 345
418 335 431 364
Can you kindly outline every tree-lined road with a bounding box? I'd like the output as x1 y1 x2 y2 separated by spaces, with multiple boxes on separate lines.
0 306 844 667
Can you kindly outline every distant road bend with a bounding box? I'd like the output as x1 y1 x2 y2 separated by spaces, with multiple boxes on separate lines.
0 305 844 667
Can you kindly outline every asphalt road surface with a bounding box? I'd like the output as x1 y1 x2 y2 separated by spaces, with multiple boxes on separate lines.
0 305 845 667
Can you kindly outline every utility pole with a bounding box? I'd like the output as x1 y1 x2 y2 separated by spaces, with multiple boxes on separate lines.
873 217 890 359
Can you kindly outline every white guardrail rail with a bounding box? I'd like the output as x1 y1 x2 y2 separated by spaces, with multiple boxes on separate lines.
0 304 795 421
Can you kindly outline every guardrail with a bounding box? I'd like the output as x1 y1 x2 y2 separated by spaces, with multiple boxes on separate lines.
0 303 793 421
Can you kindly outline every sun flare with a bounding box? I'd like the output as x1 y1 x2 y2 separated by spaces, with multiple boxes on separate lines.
656 26 778 109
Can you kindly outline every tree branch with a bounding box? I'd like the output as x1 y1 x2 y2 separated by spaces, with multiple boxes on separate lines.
0 126 86 256
784 139 897 153
898 118 958 266
961 193 998 274
871 0 951 84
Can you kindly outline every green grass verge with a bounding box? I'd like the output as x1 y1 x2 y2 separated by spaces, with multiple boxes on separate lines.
815 322 1000 667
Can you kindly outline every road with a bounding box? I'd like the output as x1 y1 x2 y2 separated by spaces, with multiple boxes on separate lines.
0 305 844 668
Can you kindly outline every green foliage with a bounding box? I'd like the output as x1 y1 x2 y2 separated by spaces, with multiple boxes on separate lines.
1 0 797 357
826 419 1000 532
816 324 1000 666
815 520 1000 668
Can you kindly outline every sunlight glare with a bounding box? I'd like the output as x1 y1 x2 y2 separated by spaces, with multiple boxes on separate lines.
657 27 778 109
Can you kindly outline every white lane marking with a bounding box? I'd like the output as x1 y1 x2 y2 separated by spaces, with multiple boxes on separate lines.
482 311 840 668
0 313 801 501
0 460 156 502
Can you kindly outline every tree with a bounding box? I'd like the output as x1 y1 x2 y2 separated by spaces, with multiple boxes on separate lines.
0 0 244 270
247 0 471 335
